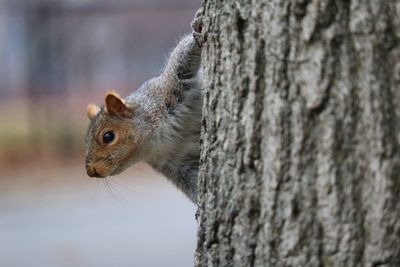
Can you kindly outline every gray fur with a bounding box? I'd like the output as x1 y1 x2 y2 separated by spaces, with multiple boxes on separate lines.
129 35 202 202
85 34 202 203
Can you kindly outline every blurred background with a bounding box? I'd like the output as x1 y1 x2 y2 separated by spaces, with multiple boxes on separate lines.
0 0 199 266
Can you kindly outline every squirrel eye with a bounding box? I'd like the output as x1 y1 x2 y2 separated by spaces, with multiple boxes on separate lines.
102 130 115 144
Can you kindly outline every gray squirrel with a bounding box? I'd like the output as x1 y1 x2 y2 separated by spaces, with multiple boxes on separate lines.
85 10 204 203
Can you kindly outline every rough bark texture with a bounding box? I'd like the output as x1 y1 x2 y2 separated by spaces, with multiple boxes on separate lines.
195 1 400 267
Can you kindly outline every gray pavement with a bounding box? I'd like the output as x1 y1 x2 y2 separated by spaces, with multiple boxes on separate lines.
0 164 197 267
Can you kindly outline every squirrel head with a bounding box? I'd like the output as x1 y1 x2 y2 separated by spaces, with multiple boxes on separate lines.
85 91 146 178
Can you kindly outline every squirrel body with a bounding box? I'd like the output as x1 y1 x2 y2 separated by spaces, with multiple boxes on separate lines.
85 13 203 203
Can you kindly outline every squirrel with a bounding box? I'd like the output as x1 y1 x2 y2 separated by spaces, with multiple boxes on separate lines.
84 10 204 203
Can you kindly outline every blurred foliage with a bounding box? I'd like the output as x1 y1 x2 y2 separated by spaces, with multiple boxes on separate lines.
0 109 85 167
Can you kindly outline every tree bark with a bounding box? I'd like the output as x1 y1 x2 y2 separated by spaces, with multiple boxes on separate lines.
195 1 400 267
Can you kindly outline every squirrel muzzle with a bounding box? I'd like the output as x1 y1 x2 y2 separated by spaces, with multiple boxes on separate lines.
86 163 107 178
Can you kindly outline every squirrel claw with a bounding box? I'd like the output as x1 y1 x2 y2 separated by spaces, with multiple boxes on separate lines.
191 8 204 47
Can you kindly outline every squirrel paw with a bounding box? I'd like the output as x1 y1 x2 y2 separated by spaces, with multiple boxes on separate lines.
191 8 204 47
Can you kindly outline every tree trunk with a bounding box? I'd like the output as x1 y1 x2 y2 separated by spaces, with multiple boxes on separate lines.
195 1 400 267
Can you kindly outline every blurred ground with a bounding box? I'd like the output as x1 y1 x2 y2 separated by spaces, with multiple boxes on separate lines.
0 162 197 267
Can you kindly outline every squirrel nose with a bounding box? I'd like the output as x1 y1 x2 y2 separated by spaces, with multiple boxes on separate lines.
86 164 102 178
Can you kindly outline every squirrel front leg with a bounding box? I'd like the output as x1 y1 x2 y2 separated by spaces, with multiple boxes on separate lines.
163 9 203 82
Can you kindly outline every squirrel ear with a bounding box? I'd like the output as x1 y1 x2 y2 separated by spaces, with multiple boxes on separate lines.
87 103 100 120
105 91 134 118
